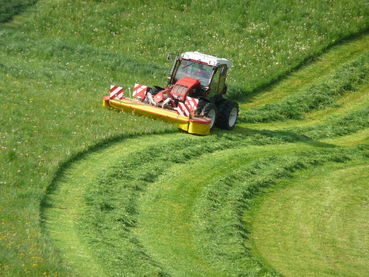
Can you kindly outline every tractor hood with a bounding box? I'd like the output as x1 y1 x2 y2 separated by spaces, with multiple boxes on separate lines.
171 77 200 102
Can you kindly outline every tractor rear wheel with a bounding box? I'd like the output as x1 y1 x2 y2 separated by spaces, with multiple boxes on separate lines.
216 100 238 130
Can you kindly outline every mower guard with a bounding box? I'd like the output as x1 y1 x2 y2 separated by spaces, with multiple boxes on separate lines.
102 96 211 135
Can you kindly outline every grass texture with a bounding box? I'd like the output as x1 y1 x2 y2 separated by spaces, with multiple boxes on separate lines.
0 0 36 23
45 132 369 276
0 0 369 276
249 161 369 276
239 51 369 122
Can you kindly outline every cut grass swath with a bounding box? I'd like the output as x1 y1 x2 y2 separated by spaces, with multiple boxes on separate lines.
293 106 369 139
249 161 369 277
239 51 369 122
1 0 369 275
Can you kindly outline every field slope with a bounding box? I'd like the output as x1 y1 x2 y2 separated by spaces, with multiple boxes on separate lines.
1 1 368 276
43 34 369 276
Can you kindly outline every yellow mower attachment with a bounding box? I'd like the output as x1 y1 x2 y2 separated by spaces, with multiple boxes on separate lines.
102 96 211 135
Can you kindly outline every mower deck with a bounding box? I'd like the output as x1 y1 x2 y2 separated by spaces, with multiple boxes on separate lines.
102 96 211 135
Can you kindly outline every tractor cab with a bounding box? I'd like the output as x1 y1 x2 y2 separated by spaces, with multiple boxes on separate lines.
168 52 232 100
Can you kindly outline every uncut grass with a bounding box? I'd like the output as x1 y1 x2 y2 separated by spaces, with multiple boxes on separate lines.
1 0 369 275
3 0 369 94
239 51 369 122
248 160 369 277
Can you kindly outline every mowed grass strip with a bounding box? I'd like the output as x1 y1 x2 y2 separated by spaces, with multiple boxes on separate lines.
251 90 369 141
43 134 172 277
323 128 369 147
239 51 369 122
240 32 369 109
78 132 291 276
75 129 329 276
192 146 369 276
248 160 369 277
135 147 261 277
239 80 369 134
293 106 369 139
42 119 336 276
1 0 369 275
136 144 368 276
79 134 228 276
136 145 290 277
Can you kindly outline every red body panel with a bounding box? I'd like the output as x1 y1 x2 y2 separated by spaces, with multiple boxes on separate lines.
153 88 171 103
175 77 200 88
171 77 200 102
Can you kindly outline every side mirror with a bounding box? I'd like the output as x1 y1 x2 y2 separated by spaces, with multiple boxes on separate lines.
167 53 180 62
166 53 174 62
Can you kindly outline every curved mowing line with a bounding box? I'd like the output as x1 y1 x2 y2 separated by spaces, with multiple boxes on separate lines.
42 31 369 276
135 144 317 276
249 162 369 277
42 134 368 275
42 134 181 276
240 81 369 131
323 128 369 146
239 50 369 123
135 144 368 276
135 147 256 277
240 33 369 110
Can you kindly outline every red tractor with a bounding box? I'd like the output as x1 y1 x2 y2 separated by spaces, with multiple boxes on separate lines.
103 51 238 135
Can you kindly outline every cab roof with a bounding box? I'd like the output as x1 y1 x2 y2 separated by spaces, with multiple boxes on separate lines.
181 51 232 68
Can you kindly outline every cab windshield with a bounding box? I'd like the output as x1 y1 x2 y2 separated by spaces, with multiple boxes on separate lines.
174 60 213 86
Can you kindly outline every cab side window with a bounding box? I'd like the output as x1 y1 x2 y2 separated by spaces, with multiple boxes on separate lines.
218 65 227 94
209 65 227 97
209 68 220 97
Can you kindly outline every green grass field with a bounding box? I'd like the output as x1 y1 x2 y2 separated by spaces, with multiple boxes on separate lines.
248 161 369 277
1 1 368 276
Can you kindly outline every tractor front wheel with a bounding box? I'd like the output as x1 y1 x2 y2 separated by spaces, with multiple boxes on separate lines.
196 102 217 129
216 100 239 130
